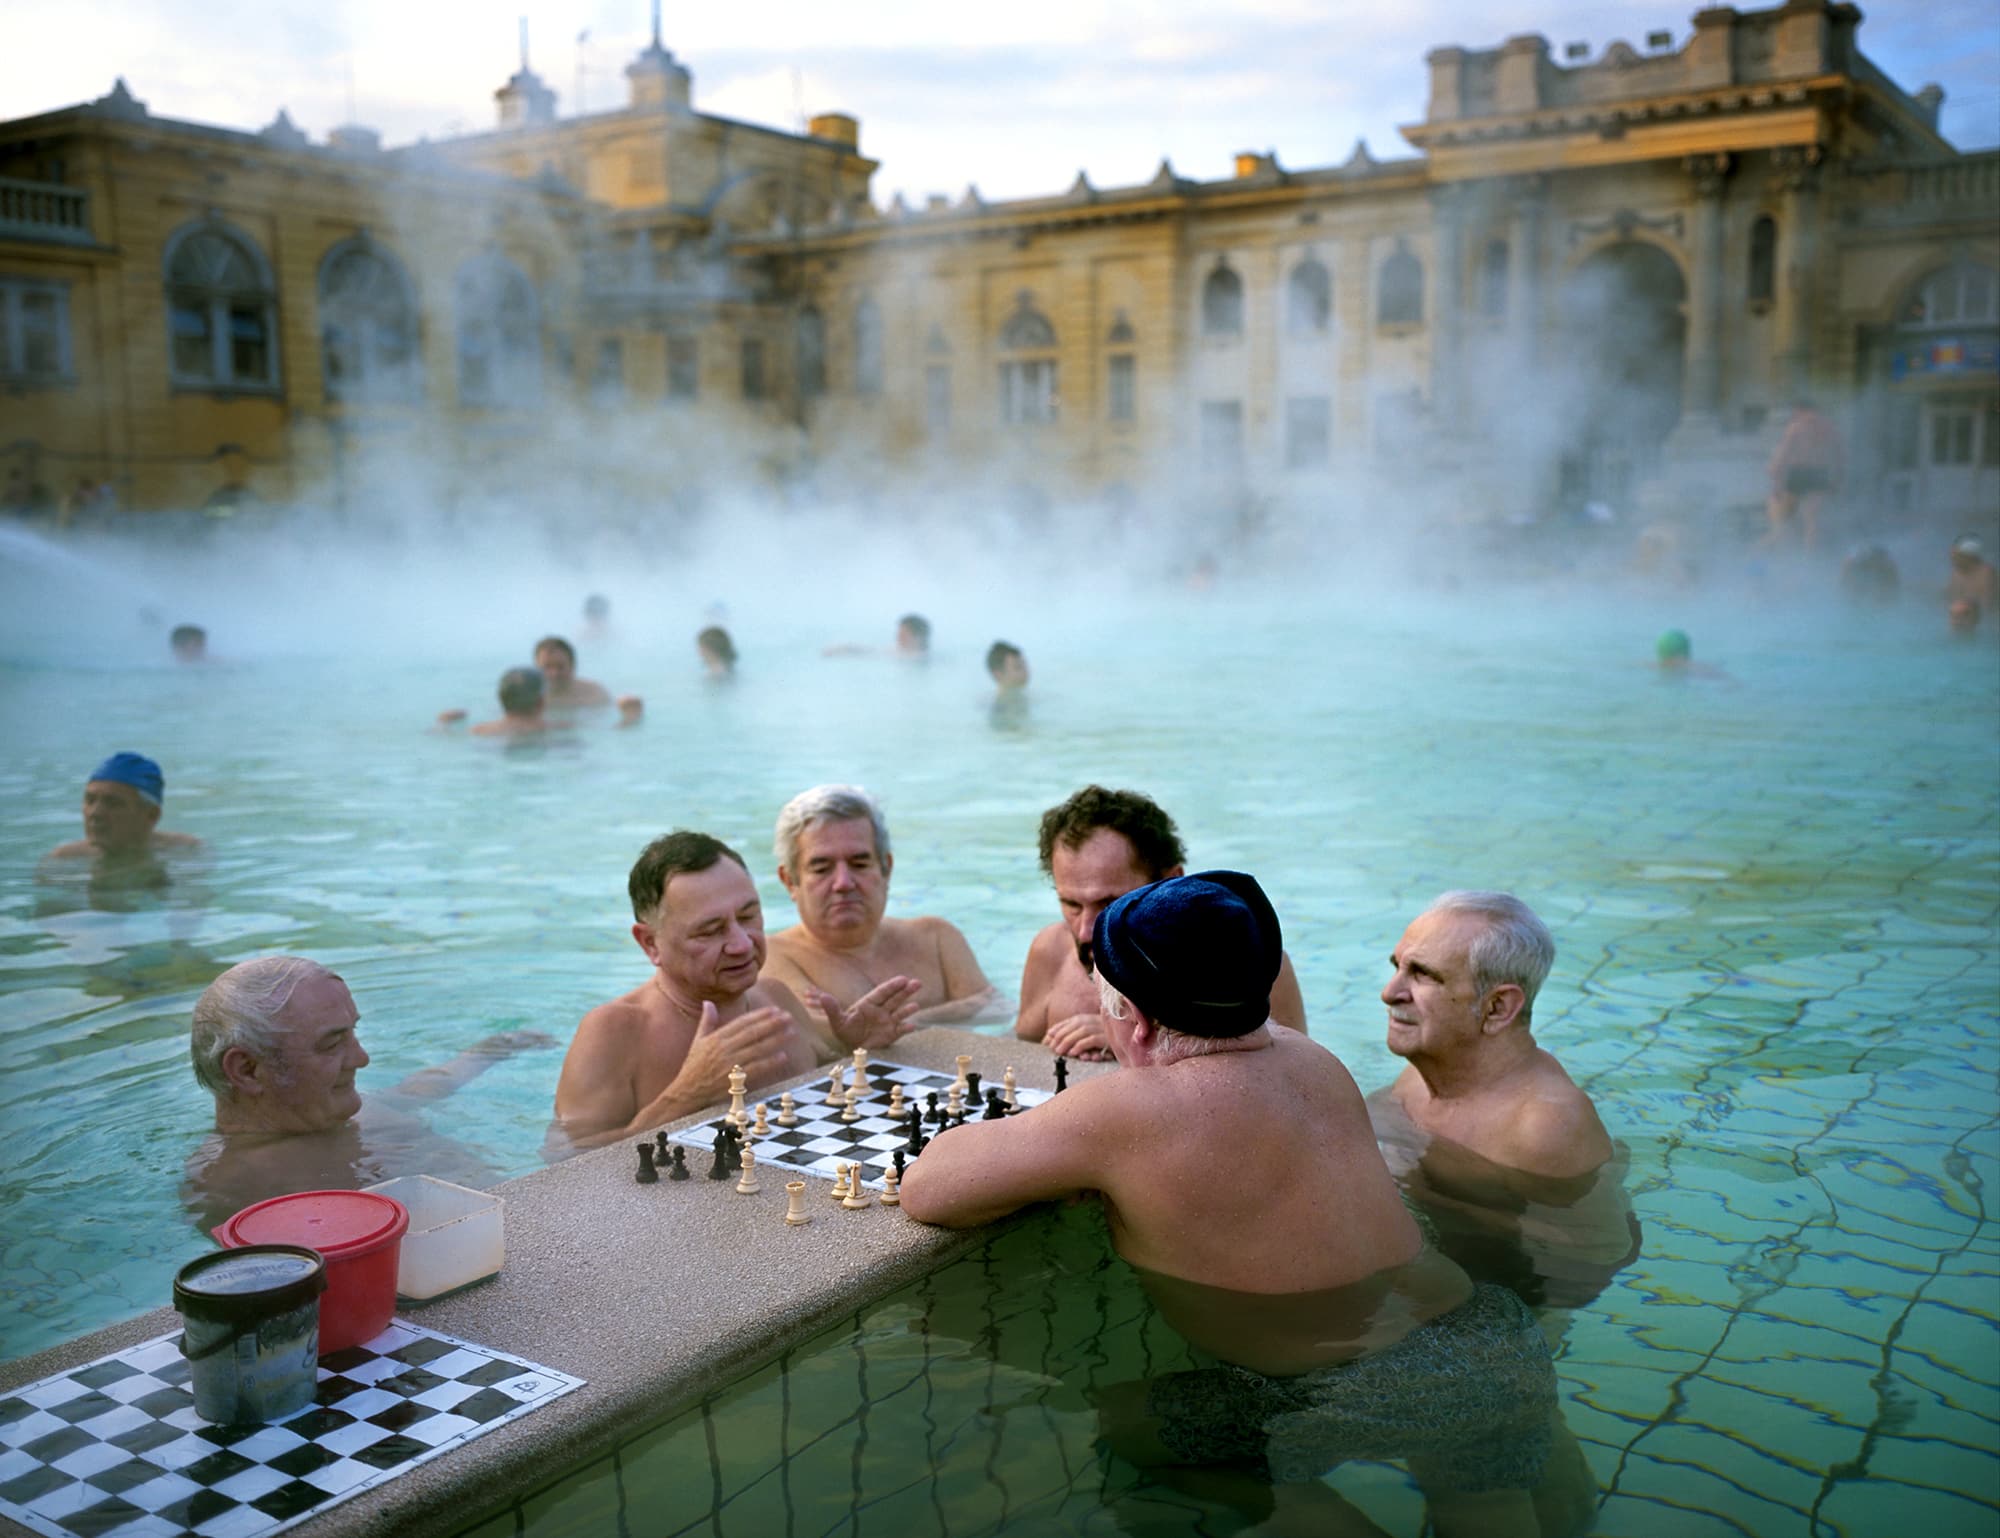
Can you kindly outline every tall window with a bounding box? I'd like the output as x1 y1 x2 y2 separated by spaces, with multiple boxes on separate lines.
998 292 1058 425
318 239 418 401
1286 396 1331 468
1203 264 1244 338
666 335 698 400
1378 245 1424 328
854 296 883 396
797 306 826 398
164 220 279 390
1747 216 1777 307
1106 310 1136 423
454 253 540 407
1478 239 1509 320
1200 401 1244 471
741 338 767 401
925 365 951 435
0 278 71 383
1287 259 1331 337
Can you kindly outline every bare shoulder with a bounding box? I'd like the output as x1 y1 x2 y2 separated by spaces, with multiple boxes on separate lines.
1497 1060 1613 1178
895 913 970 945
154 830 202 850
571 987 652 1047
1023 922 1068 964
42 841 91 861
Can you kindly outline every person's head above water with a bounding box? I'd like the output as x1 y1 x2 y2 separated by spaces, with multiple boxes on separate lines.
986 640 1029 690
1951 536 1986 571
1382 890 1555 1064
625 830 765 1003
170 625 207 663
697 625 737 674
1656 628 1692 667
1037 786 1187 968
190 956 367 1135
895 614 931 656
533 636 578 688
773 785 894 944
583 594 610 622
497 666 545 717
82 752 165 854
1092 871 1282 1044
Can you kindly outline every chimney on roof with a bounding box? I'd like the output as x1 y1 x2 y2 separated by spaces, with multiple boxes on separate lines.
809 113 859 149
1913 83 1945 128
626 0 692 111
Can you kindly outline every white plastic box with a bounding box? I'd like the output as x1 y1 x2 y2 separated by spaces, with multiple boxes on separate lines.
362 1176 504 1299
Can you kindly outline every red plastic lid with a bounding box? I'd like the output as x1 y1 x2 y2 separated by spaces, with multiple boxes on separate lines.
217 1190 408 1258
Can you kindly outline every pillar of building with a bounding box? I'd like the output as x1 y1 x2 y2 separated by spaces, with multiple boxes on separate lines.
1506 174 1548 375
1772 145 1824 399
1429 184 1468 430
1681 152 1733 422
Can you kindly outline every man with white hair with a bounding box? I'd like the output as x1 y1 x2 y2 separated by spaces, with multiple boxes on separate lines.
762 785 1002 1027
1373 891 1611 1179
181 956 552 1230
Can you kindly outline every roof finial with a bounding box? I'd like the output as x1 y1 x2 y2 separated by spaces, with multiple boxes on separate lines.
651 0 662 49
518 15 530 71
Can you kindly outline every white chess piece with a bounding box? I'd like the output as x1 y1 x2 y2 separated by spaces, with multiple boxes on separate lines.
946 1082 963 1119
954 1054 971 1094
879 1167 902 1207
736 1146 760 1195
777 1091 798 1127
825 1062 847 1107
842 1165 873 1210
830 1163 851 1202
841 1085 860 1123
1003 1066 1018 1110
752 1101 770 1137
785 1181 810 1225
888 1083 905 1117
727 1064 748 1129
852 1045 869 1084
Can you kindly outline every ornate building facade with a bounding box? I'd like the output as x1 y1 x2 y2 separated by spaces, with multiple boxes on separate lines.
1 1 1993 526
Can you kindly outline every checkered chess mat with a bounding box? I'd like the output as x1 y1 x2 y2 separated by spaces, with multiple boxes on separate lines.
0 1321 582 1538
671 1058 1052 1189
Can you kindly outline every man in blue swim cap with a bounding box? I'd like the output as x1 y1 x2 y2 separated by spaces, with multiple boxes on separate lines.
42 752 201 868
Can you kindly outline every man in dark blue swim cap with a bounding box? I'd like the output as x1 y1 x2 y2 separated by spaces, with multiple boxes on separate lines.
41 752 201 868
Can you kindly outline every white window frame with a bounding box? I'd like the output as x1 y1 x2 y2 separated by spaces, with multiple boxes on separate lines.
162 219 282 395
0 277 74 384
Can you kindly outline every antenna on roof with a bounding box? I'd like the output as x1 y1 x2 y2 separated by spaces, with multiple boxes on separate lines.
651 0 662 49
518 16 530 72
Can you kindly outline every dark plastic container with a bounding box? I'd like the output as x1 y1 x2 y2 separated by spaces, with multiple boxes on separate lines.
174 1244 326 1423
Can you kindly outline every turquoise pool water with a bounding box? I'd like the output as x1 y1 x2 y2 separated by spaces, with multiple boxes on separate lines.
2 528 1996 1535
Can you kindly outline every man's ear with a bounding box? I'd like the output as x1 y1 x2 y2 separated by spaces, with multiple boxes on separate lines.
143 803 163 830
880 850 894 881
220 1045 264 1096
632 921 664 967
1162 863 1185 880
1481 984 1527 1035
776 864 799 897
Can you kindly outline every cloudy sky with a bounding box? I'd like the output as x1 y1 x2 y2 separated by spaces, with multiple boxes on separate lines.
5 1 1995 205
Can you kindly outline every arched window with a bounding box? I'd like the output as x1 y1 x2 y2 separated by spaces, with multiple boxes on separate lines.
1203 263 1244 338
1901 263 1998 329
318 238 418 401
853 296 883 396
998 291 1057 425
1106 310 1137 423
1378 245 1424 328
1287 259 1331 337
1479 239 1509 320
164 220 279 390
454 253 540 407
797 305 826 398
1747 216 1777 308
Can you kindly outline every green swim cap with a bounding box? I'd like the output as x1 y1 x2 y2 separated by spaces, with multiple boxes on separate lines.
1657 629 1691 661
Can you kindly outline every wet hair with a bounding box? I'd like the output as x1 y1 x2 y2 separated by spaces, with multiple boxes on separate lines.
190 956 330 1096
697 625 737 666
896 614 931 648
1418 891 1556 1026
583 595 610 620
1037 785 1186 880
534 635 577 664
986 640 1023 679
628 830 748 921
497 666 545 714
170 625 206 653
774 784 891 874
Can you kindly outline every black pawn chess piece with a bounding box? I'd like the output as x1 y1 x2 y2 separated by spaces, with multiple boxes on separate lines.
925 1090 942 1125
636 1143 659 1184
667 1146 690 1181
966 1070 982 1103
1054 1057 1069 1092
893 1147 907 1179
708 1128 732 1180
655 1129 670 1161
983 1088 1005 1121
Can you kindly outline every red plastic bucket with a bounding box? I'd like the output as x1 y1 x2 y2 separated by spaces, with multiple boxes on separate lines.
215 1190 408 1354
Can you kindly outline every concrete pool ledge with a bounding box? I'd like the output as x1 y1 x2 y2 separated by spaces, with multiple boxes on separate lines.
0 1028 1101 1538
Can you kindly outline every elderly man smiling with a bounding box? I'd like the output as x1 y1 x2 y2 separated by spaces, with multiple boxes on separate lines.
762 785 1002 1028
181 956 552 1231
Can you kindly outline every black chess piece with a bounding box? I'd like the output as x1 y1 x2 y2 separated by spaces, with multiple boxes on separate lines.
724 1125 744 1173
636 1143 659 1184
893 1147 907 1179
983 1088 1005 1120
708 1128 731 1180
925 1090 942 1125
966 1070 983 1103
1054 1057 1069 1092
667 1146 690 1181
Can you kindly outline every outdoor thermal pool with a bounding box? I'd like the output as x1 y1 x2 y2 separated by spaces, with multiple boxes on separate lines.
1 544 1996 1536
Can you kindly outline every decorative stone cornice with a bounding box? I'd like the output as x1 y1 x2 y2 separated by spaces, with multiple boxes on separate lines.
1683 151 1733 197
1569 207 1685 246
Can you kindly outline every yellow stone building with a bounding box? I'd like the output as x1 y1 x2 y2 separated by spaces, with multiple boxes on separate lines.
1 0 1993 528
